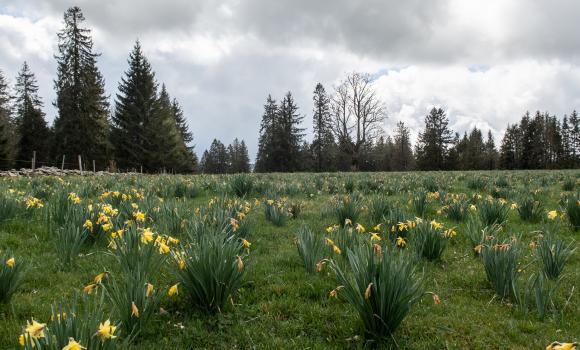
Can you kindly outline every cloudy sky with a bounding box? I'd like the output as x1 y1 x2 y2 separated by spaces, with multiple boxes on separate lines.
1 0 579 159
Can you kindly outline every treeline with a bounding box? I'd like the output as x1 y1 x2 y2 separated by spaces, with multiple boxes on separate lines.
199 138 251 174
0 7 198 173
254 74 579 172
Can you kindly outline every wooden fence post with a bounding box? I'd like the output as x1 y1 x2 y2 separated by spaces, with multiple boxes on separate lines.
78 155 83 175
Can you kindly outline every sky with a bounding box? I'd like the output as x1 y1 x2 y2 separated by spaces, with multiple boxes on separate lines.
1 0 579 160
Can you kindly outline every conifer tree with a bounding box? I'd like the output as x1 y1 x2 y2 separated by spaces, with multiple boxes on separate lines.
415 107 453 170
14 62 50 164
312 83 334 171
53 6 110 167
146 85 188 172
255 95 278 172
483 130 498 170
276 91 305 172
111 41 158 171
0 69 14 169
391 121 414 171
200 139 228 174
499 124 519 169
227 138 250 173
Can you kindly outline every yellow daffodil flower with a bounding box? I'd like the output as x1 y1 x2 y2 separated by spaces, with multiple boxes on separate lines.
62 337 85 350
5 257 15 268
96 319 117 340
168 283 179 297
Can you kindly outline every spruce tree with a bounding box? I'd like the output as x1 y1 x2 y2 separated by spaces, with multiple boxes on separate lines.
499 124 518 169
14 62 50 165
312 83 334 171
201 139 228 174
415 107 453 170
0 69 14 169
146 85 187 172
483 130 498 170
112 41 158 171
228 138 250 173
276 91 305 172
570 110 580 167
53 6 110 168
391 121 414 171
170 99 197 172
255 95 278 172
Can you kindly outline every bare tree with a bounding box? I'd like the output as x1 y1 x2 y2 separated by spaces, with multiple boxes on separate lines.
331 72 387 170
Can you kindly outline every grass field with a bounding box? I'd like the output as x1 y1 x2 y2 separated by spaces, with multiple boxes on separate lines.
0 171 578 349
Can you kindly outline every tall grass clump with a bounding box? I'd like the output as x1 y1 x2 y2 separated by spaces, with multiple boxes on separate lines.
562 178 575 191
264 199 289 227
411 191 428 218
174 231 246 314
0 191 20 224
464 217 502 254
330 244 423 340
535 234 575 280
410 220 451 261
330 195 362 227
517 196 543 222
230 174 254 198
467 176 487 191
104 226 166 339
478 199 510 226
20 293 122 349
295 226 326 273
480 237 520 299
564 194 580 231
0 250 25 304
444 199 469 222
369 196 392 224
55 221 89 268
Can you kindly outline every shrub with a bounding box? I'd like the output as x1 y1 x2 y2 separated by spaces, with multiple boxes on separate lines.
0 250 25 304
480 237 520 299
230 174 254 198
478 199 510 226
330 244 423 340
535 234 575 280
295 226 326 274
174 232 246 314
517 196 543 222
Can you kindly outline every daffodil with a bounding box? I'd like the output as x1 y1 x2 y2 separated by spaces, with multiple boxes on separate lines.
96 319 117 340
62 338 85 350
93 272 108 284
84 283 98 294
430 220 443 230
332 245 342 254
547 210 558 220
131 302 140 318
344 218 352 226
133 211 145 223
168 283 179 297
396 236 406 248
242 239 251 248
237 256 244 271
370 233 381 242
141 228 154 244
355 223 365 233
83 219 93 231
146 283 154 297
372 224 382 231
24 319 46 339
5 257 15 268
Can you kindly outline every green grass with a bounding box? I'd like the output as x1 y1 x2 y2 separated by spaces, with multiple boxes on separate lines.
0 170 579 349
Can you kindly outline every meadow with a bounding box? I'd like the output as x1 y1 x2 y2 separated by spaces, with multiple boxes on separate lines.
0 171 578 349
